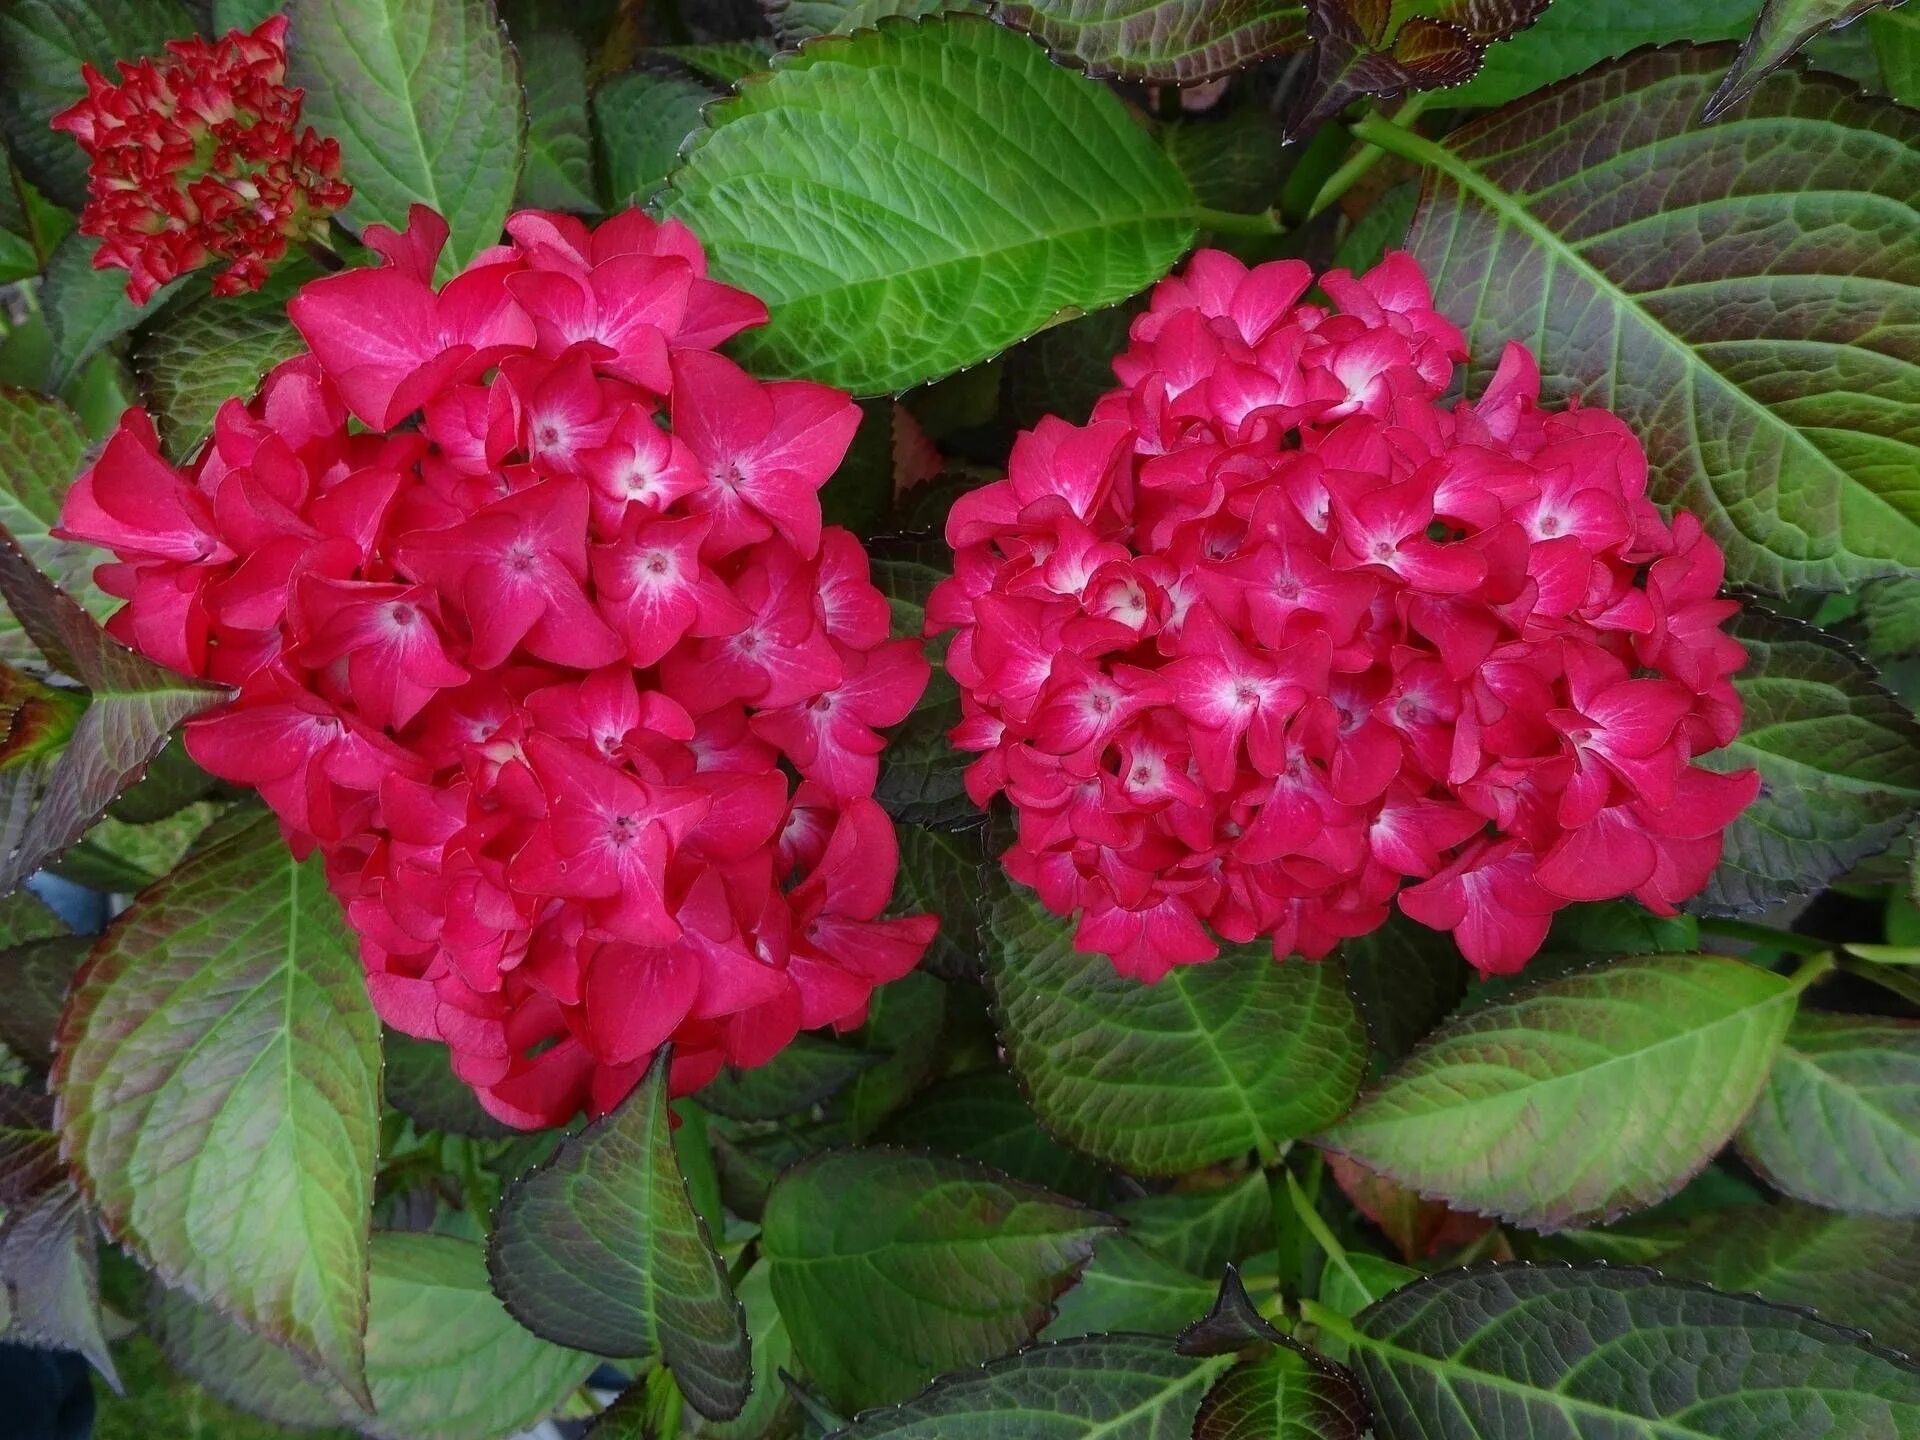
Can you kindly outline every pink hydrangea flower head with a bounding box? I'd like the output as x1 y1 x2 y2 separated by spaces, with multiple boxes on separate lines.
50 16 351 303
933 249 1756 980
58 204 936 1128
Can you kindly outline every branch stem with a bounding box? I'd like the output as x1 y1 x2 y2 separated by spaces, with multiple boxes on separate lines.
1309 94 1432 219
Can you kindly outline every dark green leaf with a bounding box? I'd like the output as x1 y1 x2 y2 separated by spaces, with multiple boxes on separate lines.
994 0 1307 82
56 802 218 892
893 823 987 981
594 64 715 207
1339 912 1469 1066
383 1031 512 1138
701 1033 877 1122
1176 1266 1285 1357
826 1334 1231 1438
148 1285 355 1430
0 385 114 666
664 14 1197 394
0 0 192 206
1004 304 1137 433
0 934 87 1069
1288 0 1550 138
828 968 946 1138
288 0 526 277
54 807 380 1404
766 0 982 42
516 30 600 212
1870 3 1920 99
700 1260 799 1440
989 878 1367 1174
1321 953 1803 1230
1043 1235 1216 1340
132 264 308 462
0 522 227 896
1738 1011 1920 1215
1119 1171 1271 1276
1331 182 1416 275
41 234 179 391
106 738 219 824
1191 1344 1370 1440
1709 1 1896 118
1858 577 1920 660
488 1048 749 1419
0 1085 115 1385
881 1068 1107 1197
1390 45 1920 592
1450 0 1763 108
1696 610 1920 914
363 1231 596 1440
1162 106 1289 218
658 39 776 83
1666 1203 1920 1355
872 671 971 828
1344 1263 1920 1438
708 1111 849 1222
0 887 64 948
763 1147 1113 1410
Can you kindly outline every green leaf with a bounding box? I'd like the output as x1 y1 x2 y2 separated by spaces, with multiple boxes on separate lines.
1192 1345 1370 1440
873 670 972 828
1043 1236 1216 1339
363 1231 596 1440
41 234 176 392
1004 303 1136 433
0 887 64 948
0 0 193 206
288 0 526 277
1870 3 1920 99
1450 0 1763 108
1287 0 1550 137
1696 609 1920 914
763 1148 1114 1410
1858 576 1920 660
893 823 987 981
0 386 118 664
1737 1011 1920 1215
766 0 984 42
0 521 227 895
699 1259 798 1440
1320 953 1802 1230
1330 181 1415 276
147 1285 354 1430
880 1068 1107 1197
382 1030 512 1138
1709 1 1897 118
994 0 1307 82
0 1085 115 1385
54 807 381 1405
515 29 599 212
1339 912 1469 1067
989 877 1367 1175
658 39 776 84
828 1334 1231 1438
1162 106 1289 217
488 1048 749 1419
1666 1203 1920 1355
829 969 946 1138
132 265 309 462
107 738 219 824
1342 1263 1920 1438
700 1032 876 1122
1378 45 1920 592
593 63 714 206
664 14 1197 394
0 934 86 1069
1120 1171 1271 1275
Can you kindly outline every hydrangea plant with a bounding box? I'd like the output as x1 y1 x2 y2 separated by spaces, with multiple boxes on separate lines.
0 2 1917 1438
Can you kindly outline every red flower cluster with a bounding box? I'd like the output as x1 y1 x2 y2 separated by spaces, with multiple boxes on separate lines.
51 16 349 303
931 250 1755 979
58 205 936 1128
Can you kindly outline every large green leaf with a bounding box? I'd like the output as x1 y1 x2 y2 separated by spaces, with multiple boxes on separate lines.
1191 1345 1370 1440
133 266 309 462
1320 953 1802 1230
1708 1 1899 118
54 807 381 1404
1339 912 1470 1066
1667 1204 1920 1356
488 1048 748 1419
288 0 526 276
767 0 983 40
147 1285 354 1430
701 1260 798 1440
699 1032 875 1122
515 29 599 213
363 1232 596 1440
1121 1171 1271 1275
1696 609 1920 914
763 1147 1113 1410
0 386 116 664
828 1333 1231 1438
663 14 1197 394
40 233 178 390
1043 1236 1216 1340
0 521 226 895
989 878 1367 1175
893 823 987 980
0 0 193 206
829 968 946 1138
880 1068 1107 1197
1338 1264 1920 1438
1737 1011 1920 1214
0 934 86 1070
1377 45 1920 592
993 0 1307 82
1450 0 1763 107
592 63 714 207
1871 4 1920 99
382 1030 511 1138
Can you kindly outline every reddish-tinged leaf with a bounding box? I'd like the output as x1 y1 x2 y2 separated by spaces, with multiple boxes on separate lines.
1707 0 1906 119
1327 1154 1492 1261
1287 0 1548 137
0 522 226 896
0 934 89 1070
994 0 1310 83
55 806 381 1407
1191 1344 1370 1440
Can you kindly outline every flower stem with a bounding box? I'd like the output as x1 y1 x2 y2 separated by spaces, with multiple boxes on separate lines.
1298 1296 1365 1347
1191 204 1288 237
1283 1168 1371 1303
1697 915 1832 959
1309 94 1432 220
